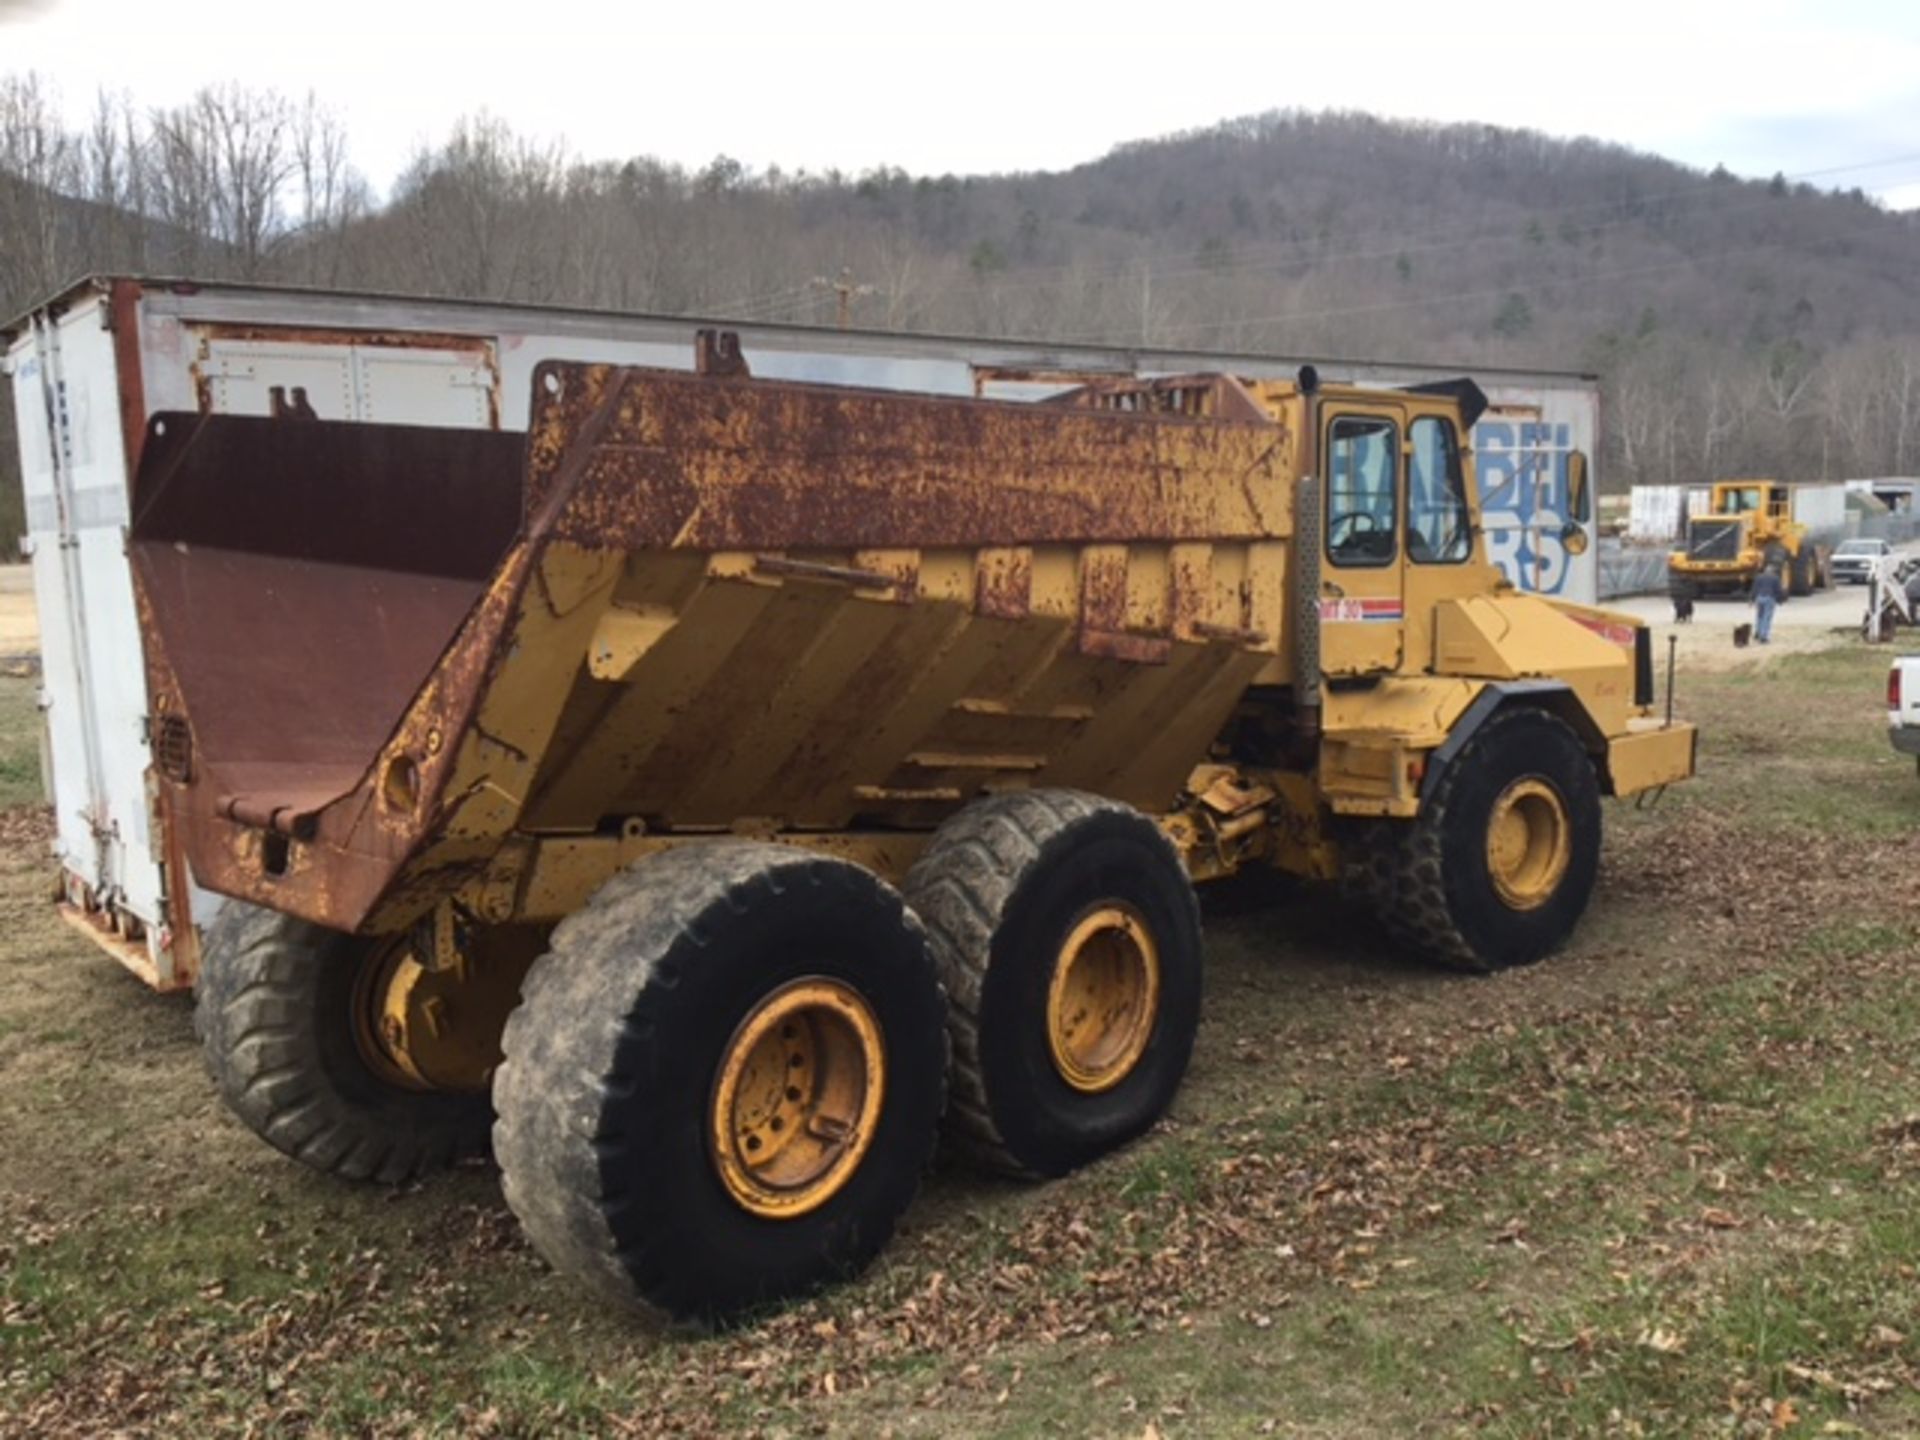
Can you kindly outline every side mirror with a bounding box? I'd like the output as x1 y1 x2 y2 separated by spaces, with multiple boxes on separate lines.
1562 451 1592 555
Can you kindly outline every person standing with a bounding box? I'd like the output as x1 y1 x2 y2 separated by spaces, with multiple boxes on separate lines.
1752 564 1782 644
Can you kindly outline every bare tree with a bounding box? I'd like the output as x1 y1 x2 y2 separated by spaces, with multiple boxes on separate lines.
0 71 79 301
288 93 364 286
146 84 297 278
1881 344 1920 477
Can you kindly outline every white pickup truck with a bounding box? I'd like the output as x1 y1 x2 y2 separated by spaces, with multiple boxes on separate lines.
1893 655 1920 777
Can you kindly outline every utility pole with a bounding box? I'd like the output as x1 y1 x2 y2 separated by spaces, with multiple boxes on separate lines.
811 267 874 329
1137 258 1153 346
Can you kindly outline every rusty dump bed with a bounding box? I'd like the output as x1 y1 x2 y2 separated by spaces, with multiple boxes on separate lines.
132 365 1297 935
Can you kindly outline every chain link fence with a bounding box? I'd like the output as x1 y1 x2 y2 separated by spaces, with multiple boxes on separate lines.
1598 544 1673 600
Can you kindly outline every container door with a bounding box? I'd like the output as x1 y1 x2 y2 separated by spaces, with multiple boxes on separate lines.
199 346 353 418
21 302 165 932
195 336 497 429
12 329 100 894
1319 404 1405 675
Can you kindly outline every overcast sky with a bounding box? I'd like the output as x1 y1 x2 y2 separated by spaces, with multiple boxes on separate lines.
5 0 1919 209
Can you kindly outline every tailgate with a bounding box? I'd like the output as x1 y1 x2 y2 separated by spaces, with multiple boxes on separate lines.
1897 658 1920 727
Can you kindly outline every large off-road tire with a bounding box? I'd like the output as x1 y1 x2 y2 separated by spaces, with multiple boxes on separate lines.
904 790 1203 1180
492 844 946 1325
1364 706 1602 973
194 903 493 1183
1789 547 1816 598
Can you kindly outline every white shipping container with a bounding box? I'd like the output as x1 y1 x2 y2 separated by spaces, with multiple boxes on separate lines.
1626 485 1715 543
1629 485 1686 542
5 276 1605 988
1791 483 1849 537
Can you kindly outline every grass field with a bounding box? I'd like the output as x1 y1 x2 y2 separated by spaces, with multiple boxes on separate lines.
2 645 1918 1438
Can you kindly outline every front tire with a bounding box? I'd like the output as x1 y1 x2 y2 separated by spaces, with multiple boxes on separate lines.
1789 548 1815 598
194 903 493 1183
905 791 1203 1180
1374 707 1602 972
492 844 946 1324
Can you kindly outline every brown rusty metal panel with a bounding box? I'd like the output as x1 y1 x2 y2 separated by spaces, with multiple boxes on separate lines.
1049 372 1274 426
1078 544 1167 663
108 279 151 480
529 363 1293 550
974 547 1032 620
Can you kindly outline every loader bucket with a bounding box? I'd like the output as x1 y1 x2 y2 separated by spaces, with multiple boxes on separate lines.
130 413 523 837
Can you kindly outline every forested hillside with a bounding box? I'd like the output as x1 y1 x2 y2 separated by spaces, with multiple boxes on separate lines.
5 73 1920 540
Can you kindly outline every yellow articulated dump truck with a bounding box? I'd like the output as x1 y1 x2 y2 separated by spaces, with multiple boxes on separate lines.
129 339 1695 1322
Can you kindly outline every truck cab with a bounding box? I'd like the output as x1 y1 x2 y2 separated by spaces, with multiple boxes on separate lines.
1716 481 1788 518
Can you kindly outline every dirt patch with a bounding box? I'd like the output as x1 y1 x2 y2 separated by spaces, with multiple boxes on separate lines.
0 567 36 659
1608 579 1899 674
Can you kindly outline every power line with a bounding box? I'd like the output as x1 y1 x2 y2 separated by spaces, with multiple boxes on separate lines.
709 278 825 319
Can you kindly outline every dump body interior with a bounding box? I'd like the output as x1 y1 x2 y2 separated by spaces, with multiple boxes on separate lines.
132 415 523 831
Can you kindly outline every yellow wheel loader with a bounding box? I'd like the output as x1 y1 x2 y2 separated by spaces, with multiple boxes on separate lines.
130 339 1695 1322
1668 479 1828 600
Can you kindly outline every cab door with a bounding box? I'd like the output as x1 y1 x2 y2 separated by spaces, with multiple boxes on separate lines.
1320 404 1406 675
1400 408 1486 670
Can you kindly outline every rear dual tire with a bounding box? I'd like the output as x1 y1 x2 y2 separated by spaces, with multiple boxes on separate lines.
905 791 1204 1179
492 844 947 1325
193 904 493 1184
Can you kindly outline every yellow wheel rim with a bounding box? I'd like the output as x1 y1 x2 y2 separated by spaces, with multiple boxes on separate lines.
1485 778 1573 911
709 978 885 1220
1046 904 1160 1094
352 937 427 1091
350 935 524 1094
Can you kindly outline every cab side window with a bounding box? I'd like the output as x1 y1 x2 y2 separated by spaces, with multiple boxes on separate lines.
1407 416 1471 564
1326 416 1398 567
